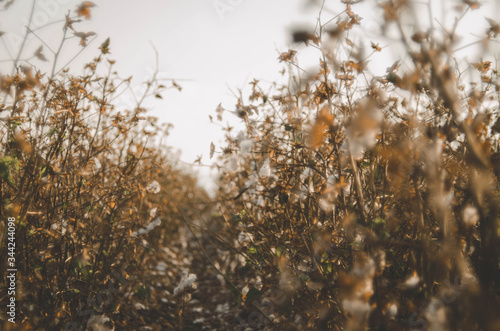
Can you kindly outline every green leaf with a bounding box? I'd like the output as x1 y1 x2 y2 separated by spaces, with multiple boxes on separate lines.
321 251 329 263
0 156 16 186
11 121 21 129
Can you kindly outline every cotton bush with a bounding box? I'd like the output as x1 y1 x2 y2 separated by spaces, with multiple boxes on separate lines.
212 1 500 329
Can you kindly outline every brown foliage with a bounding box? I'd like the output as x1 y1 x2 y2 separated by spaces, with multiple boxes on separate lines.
0 4 209 329
212 1 500 330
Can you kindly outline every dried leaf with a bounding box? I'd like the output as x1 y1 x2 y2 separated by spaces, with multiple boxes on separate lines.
371 42 381 52
472 61 492 73
292 30 319 46
386 60 400 73
76 1 96 20
34 45 48 62
278 49 297 63
463 0 480 10
210 142 215 159
64 15 81 30
99 37 110 54
486 18 500 37
310 107 334 148
74 31 96 46
216 103 224 121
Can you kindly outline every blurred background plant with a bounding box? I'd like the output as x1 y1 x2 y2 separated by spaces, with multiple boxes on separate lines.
211 0 500 329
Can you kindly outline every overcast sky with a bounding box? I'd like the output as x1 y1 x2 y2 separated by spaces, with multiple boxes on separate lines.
1 0 326 190
1 0 499 191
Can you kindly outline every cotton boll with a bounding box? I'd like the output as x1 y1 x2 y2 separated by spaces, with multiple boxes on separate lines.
425 298 447 331
374 250 386 272
405 273 420 288
308 181 314 194
156 262 167 272
235 130 246 142
133 218 162 237
93 157 102 170
238 231 254 244
343 180 351 196
450 140 460 151
352 256 375 280
86 314 115 331
134 303 146 310
215 303 230 313
299 184 309 201
326 175 336 188
240 139 253 154
349 140 365 160
255 276 263 290
245 172 258 187
319 198 334 212
225 155 240 173
193 318 205 324
361 128 378 149
387 303 398 318
348 128 378 160
146 181 161 194
260 159 272 177
344 107 381 160
454 100 468 122
300 167 313 182
342 299 371 321
462 205 479 227
174 271 197 297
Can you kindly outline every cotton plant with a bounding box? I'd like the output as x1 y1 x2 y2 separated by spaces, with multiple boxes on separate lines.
132 217 162 236
174 270 197 329
86 314 115 331
211 0 500 329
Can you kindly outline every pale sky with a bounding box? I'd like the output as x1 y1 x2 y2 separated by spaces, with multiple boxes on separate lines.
1 0 499 191
1 0 324 191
